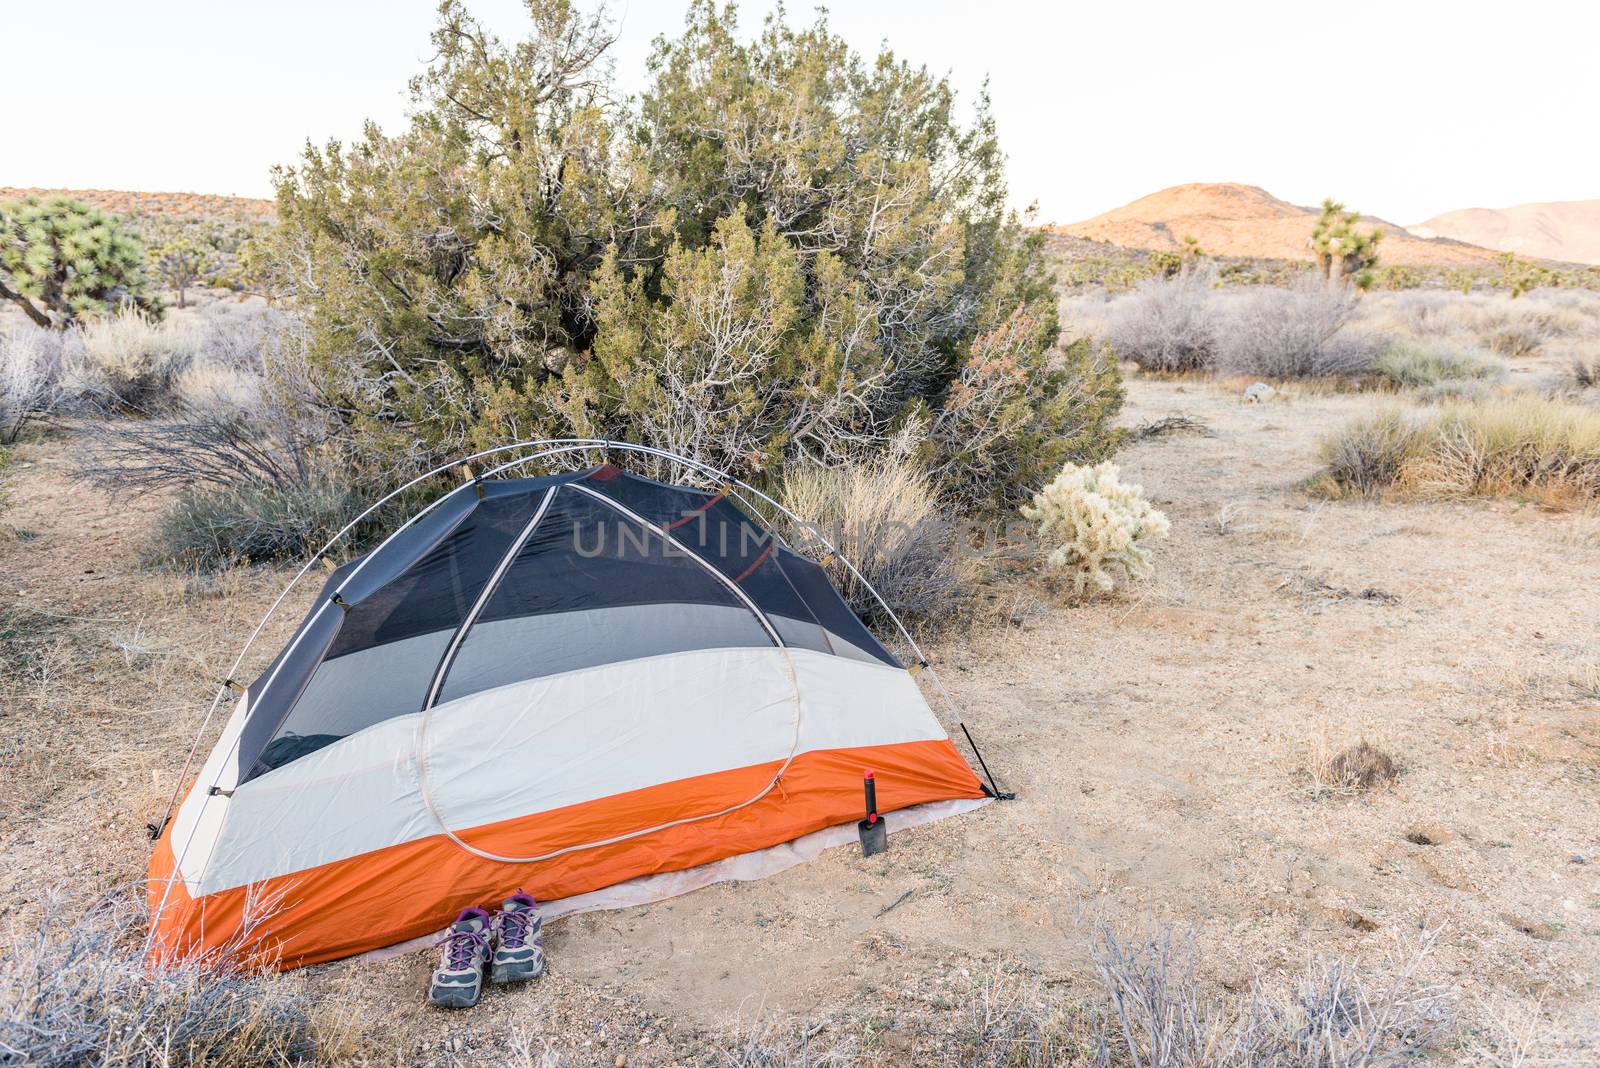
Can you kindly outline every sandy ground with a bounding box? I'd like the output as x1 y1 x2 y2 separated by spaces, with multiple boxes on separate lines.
3 370 1599 1063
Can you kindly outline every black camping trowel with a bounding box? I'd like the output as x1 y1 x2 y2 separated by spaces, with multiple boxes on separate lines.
858 770 888 857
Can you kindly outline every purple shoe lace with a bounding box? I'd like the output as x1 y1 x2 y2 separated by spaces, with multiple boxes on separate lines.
436 907 490 970
498 909 536 950
496 893 540 949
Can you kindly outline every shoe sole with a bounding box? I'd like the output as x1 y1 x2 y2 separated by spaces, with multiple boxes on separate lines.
490 959 545 984
429 984 482 1008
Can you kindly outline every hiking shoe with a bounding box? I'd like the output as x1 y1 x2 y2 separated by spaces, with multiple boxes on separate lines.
428 907 491 1008
488 891 545 984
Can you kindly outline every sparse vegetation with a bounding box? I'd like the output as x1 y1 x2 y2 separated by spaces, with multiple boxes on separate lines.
1 324 66 442
1317 396 1600 505
151 479 368 571
1020 460 1170 596
1474 299 1575 358
0 893 351 1067
62 309 196 413
1372 339 1501 391
780 458 972 624
0 195 159 328
72 312 365 570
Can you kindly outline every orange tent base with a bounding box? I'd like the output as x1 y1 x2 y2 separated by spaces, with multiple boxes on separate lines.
148 739 983 969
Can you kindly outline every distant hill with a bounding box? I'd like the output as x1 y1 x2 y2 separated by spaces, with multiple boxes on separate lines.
1411 201 1600 266
1056 183 1500 268
0 187 274 220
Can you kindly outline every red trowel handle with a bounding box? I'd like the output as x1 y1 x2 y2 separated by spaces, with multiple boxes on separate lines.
863 770 878 825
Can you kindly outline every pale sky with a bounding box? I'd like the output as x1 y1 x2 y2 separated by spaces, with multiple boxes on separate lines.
4 0 1595 225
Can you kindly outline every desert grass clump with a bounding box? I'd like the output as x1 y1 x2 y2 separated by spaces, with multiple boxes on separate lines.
152 479 368 572
61 309 199 412
1315 408 1420 497
780 459 973 623
1021 461 1170 596
1216 279 1380 379
920 924 1448 1067
0 894 343 1067
1372 340 1501 391
1470 298 1580 358
1104 267 1221 373
1318 396 1600 505
1094 924 1445 1067
1321 740 1400 792
1572 355 1599 390
1 325 69 442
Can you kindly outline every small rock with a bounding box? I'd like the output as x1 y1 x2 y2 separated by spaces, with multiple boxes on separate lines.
1243 382 1276 404
615 1055 628 1068
1571 854 1587 865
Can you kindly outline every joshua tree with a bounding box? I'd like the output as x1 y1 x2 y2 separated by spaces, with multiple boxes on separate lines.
0 195 159 327
1310 199 1382 292
151 231 216 308
1180 233 1206 269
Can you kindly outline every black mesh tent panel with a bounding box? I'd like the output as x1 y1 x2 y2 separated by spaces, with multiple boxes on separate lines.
235 463 906 783
771 547 898 666
235 482 492 782
583 470 898 666
433 487 774 704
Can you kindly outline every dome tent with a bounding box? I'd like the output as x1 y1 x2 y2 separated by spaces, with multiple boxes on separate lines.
148 447 990 968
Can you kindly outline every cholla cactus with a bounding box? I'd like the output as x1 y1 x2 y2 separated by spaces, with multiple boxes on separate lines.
1020 461 1171 595
0 195 159 328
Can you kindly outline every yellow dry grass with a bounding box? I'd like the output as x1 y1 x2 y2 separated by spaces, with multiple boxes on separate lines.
1318 395 1600 506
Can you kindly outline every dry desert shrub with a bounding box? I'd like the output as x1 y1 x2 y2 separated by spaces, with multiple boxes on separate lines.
1215 280 1380 379
171 358 263 416
1089 923 1445 1068
0 893 356 1067
60 309 200 412
1365 290 1598 362
1469 297 1583 359
1313 407 1424 498
0 304 291 436
1379 290 1460 338
780 458 974 624
1317 396 1600 505
1104 267 1222 373
1322 740 1400 792
0 324 68 442
1572 355 1600 390
1057 288 1114 342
